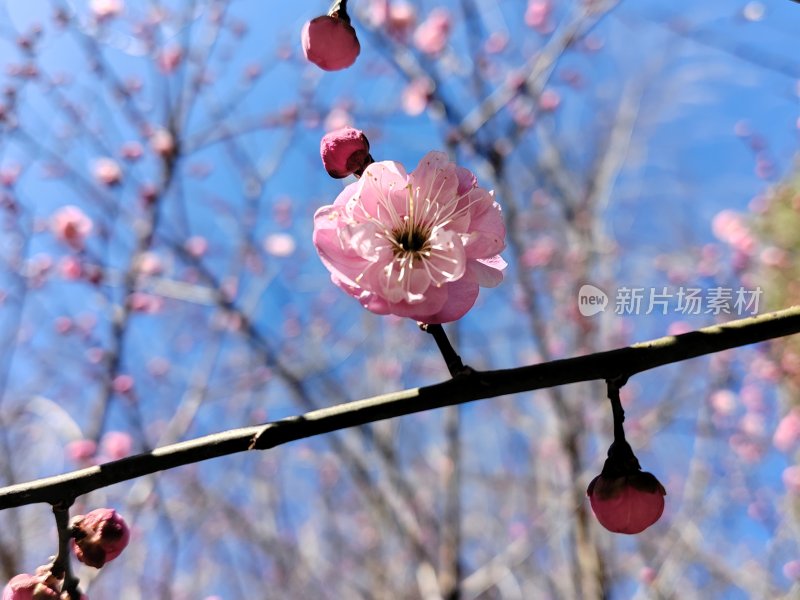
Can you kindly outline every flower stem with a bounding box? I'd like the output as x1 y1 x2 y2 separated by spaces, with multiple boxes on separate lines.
52 500 81 599
328 0 351 24
606 377 627 445
420 323 467 378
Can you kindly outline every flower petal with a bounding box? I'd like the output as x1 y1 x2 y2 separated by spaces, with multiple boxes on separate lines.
467 255 506 288
425 228 466 285
313 205 370 289
352 160 409 226
462 192 506 259
419 278 480 324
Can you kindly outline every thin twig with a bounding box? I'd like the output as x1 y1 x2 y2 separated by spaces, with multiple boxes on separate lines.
421 323 467 377
1 306 800 510
52 500 80 599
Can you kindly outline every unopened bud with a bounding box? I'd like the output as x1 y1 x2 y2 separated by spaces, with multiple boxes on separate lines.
586 440 666 534
301 13 360 71
71 509 130 568
320 127 372 178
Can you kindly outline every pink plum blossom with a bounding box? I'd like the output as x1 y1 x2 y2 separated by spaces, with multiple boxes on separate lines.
742 1 765 22
313 151 506 323
760 246 788 267
484 32 508 54
521 237 556 267
71 509 130 568
53 316 72 335
386 2 416 40
0 164 21 187
147 356 171 377
783 466 800 494
184 236 208 257
92 158 122 186
413 8 451 55
136 251 163 276
112 374 134 394
128 292 163 313
711 210 754 253
320 127 372 179
402 78 432 116
101 431 133 460
264 233 296 257
120 141 143 161
538 89 561 112
302 16 360 71
709 389 737 416
65 439 97 463
158 46 183 73
783 560 800 580
525 0 552 33
51 206 92 250
149 128 175 157
91 0 123 20
774 409 800 452
639 567 657 585
667 321 692 336
324 107 353 132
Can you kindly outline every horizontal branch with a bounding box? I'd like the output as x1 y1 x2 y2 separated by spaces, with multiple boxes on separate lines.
2 306 800 510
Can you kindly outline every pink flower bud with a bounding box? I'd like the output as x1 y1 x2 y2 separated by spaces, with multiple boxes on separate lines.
301 16 360 71
3 574 38 600
319 127 372 178
587 441 666 534
71 509 130 568
2 572 62 600
587 472 666 534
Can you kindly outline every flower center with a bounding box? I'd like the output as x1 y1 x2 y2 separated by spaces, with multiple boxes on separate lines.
393 225 429 256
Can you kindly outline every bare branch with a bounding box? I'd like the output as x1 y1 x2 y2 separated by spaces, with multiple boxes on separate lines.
1 305 800 510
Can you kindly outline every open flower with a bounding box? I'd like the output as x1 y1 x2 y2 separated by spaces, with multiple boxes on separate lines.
71 508 130 568
51 206 93 250
313 151 506 323
90 0 123 20
92 158 122 186
587 440 666 534
413 8 451 55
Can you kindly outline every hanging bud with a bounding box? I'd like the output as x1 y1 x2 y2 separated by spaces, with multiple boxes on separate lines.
319 127 372 178
586 440 666 534
301 1 360 71
71 508 130 568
